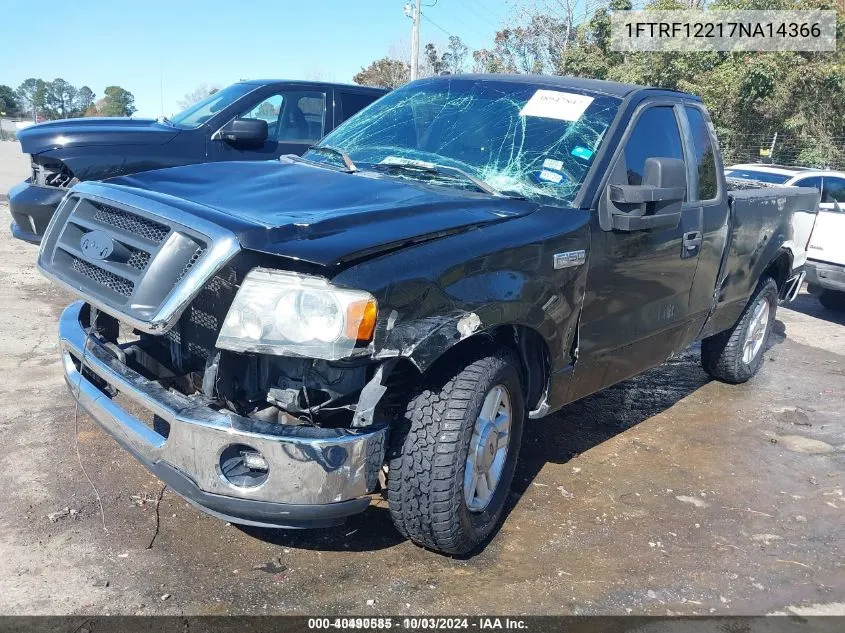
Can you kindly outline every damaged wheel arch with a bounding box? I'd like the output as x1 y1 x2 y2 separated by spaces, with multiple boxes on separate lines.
376 313 558 416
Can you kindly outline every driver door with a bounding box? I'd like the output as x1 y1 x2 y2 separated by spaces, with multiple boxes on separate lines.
568 102 702 401
209 89 327 161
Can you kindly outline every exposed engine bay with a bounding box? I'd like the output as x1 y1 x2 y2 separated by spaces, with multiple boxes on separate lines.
32 155 77 189
82 285 410 437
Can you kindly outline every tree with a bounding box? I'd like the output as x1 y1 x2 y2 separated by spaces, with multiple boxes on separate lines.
45 78 78 119
257 102 278 118
487 0 845 168
418 37 470 77
77 86 96 114
99 86 137 117
178 84 220 110
442 36 470 74
424 43 445 75
0 85 19 116
353 57 410 88
472 11 574 75
16 78 48 121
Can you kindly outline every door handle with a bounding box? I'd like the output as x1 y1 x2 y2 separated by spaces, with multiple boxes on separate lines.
683 231 702 251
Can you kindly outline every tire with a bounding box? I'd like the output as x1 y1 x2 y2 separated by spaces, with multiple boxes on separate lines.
701 277 778 384
386 346 524 555
818 289 845 312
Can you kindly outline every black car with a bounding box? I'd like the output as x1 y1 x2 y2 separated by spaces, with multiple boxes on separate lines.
9 80 388 243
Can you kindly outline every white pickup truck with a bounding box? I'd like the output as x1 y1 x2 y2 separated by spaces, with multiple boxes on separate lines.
725 165 845 311
807 207 845 311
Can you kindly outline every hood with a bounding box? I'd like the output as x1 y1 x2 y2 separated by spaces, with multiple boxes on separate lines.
103 160 540 267
18 118 181 155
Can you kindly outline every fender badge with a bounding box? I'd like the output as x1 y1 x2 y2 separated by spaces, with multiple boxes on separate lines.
553 250 586 270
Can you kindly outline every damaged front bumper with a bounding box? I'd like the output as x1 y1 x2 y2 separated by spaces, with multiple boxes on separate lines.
8 179 66 244
59 301 387 528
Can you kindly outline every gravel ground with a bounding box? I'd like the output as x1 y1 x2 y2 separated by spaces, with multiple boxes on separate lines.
0 140 27 199
0 201 843 616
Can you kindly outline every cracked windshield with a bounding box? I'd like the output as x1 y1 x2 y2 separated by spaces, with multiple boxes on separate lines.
305 78 620 205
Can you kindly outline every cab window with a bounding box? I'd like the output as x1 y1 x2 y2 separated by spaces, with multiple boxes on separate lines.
339 91 379 121
822 177 845 203
684 106 718 201
792 176 822 191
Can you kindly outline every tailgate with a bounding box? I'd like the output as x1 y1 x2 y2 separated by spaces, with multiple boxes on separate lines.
808 209 845 267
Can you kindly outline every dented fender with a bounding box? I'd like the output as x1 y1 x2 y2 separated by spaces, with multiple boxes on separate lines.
331 205 592 381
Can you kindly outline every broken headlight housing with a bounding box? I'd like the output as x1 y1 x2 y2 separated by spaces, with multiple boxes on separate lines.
216 269 377 360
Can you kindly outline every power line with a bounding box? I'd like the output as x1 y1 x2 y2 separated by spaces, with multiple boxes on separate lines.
421 11 487 49
421 13 456 38
464 0 500 29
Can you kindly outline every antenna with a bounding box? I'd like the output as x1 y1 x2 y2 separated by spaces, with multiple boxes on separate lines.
159 59 164 117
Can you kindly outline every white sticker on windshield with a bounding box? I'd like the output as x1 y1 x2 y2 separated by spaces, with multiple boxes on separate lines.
543 158 565 171
520 90 594 122
539 169 563 183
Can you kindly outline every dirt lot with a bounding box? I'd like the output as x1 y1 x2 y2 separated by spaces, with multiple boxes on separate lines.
0 198 843 615
0 140 28 199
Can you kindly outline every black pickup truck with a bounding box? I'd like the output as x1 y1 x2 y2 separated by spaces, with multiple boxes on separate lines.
9 80 388 243
37 74 818 556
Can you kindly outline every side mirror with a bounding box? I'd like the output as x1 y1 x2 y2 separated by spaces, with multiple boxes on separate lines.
219 118 268 143
606 157 686 231
834 200 844 214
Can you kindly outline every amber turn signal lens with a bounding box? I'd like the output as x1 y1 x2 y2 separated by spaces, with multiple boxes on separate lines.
346 298 377 343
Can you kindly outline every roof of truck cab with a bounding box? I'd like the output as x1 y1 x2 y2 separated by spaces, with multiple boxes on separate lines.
238 79 389 92
425 73 701 100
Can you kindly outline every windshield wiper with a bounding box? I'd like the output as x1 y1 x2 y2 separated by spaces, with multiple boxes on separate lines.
309 145 358 173
370 159 504 197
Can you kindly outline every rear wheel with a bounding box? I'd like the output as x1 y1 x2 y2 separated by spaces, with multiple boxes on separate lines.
386 347 524 555
701 277 778 384
818 289 845 312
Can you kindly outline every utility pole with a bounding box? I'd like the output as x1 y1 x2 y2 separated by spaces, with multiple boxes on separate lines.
404 1 421 81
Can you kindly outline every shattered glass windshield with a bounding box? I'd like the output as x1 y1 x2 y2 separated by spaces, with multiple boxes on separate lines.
305 78 620 205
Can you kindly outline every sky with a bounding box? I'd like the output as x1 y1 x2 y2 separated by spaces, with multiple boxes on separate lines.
3 0 512 119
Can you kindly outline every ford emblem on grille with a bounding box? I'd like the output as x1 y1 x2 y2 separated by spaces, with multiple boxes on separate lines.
80 230 115 261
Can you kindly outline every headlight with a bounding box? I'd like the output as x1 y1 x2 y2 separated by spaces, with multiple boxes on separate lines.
216 269 377 360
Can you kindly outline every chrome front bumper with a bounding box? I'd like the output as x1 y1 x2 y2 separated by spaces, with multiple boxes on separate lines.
59 301 387 528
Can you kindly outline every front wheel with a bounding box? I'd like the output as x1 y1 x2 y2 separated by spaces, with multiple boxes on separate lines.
701 277 778 384
386 347 524 555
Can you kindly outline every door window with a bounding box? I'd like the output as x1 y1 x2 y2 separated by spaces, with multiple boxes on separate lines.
237 91 326 143
623 106 685 187
684 106 718 201
278 91 326 143
822 177 845 203
240 94 285 140
792 176 822 192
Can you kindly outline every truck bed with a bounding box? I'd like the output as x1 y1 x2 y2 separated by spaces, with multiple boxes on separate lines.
704 186 819 335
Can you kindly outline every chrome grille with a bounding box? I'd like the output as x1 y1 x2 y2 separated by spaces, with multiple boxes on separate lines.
36 184 237 333
176 246 206 282
126 248 151 271
92 202 170 243
162 269 238 368
70 257 134 297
